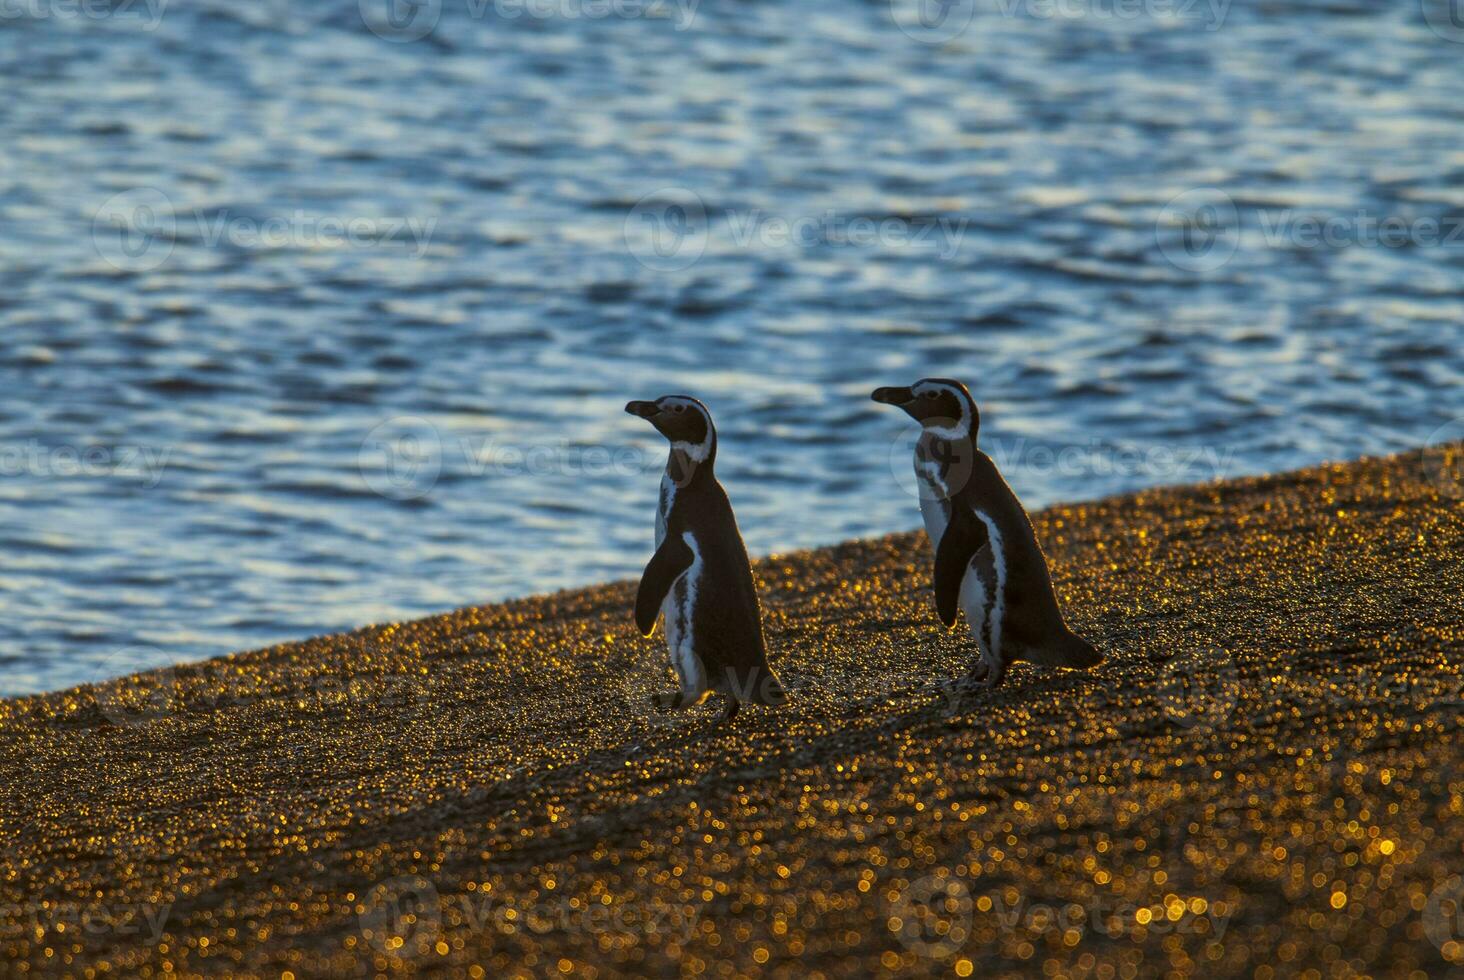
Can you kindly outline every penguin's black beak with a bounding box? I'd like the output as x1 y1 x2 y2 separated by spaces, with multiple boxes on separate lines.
625 400 661 419
871 386 914 406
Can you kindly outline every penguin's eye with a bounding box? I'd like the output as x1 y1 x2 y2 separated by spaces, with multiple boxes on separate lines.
673 405 685 414
923 391 939 400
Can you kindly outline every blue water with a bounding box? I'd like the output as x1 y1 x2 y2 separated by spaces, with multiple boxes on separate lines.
2 0 1462 695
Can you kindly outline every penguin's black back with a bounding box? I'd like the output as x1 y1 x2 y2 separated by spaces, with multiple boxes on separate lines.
664 474 779 697
957 451 1096 664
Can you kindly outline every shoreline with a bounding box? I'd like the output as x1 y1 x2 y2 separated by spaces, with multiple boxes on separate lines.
2 446 1461 976
11 442 1373 702
13 442 1426 700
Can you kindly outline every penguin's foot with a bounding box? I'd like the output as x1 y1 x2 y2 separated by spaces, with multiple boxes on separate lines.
718 696 741 723
650 691 686 712
963 659 1005 691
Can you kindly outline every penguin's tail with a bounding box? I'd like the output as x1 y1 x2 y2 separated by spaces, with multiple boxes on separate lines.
1025 631 1104 670
744 667 789 706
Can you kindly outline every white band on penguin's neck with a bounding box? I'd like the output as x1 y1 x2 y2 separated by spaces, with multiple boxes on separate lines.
926 419 969 442
926 400 971 442
671 438 711 463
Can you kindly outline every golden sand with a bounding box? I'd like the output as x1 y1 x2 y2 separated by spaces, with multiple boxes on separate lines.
2 447 1461 977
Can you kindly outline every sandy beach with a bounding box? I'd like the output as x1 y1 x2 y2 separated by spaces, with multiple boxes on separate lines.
2 446 1461 978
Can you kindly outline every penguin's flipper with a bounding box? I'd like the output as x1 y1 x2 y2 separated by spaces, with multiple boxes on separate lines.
635 535 694 636
933 505 989 629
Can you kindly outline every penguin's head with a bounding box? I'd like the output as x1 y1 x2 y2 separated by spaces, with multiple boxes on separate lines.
871 378 978 439
625 395 716 462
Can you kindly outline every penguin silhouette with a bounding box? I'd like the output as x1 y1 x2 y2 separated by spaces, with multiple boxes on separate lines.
873 378 1102 689
625 396 786 721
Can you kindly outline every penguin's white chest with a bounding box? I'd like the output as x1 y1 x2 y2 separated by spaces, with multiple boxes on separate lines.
654 473 703 693
915 461 1005 658
918 488 949 546
655 474 675 549
915 458 951 543
660 531 705 693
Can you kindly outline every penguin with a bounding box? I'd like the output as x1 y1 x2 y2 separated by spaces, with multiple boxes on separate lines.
624 395 786 721
871 378 1102 689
